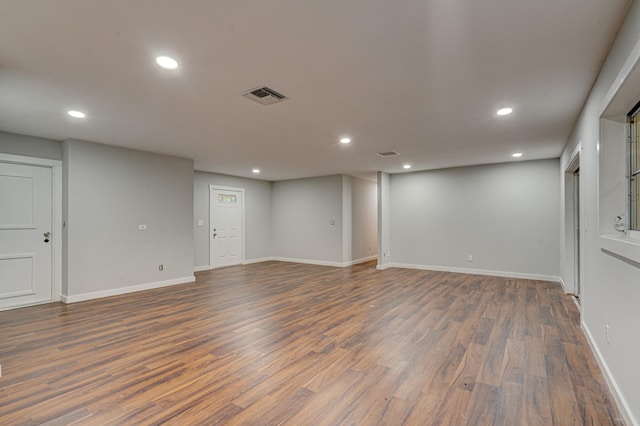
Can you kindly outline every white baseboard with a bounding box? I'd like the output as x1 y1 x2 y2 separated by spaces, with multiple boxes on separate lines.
272 255 377 268
196 256 377 270
558 276 568 293
61 275 196 304
343 255 377 267
243 257 275 265
376 263 391 270
193 265 212 272
272 257 345 268
389 263 561 283
582 321 635 426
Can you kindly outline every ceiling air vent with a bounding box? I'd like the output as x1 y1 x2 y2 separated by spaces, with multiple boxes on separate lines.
376 151 399 157
243 86 287 105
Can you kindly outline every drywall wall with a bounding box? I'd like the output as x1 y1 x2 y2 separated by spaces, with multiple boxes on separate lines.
350 176 377 262
560 1 640 423
63 139 194 300
0 131 62 160
272 175 344 264
193 171 272 268
377 172 391 268
342 175 352 264
389 159 560 279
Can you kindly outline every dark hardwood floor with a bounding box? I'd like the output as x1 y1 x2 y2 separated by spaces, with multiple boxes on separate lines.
0 261 623 425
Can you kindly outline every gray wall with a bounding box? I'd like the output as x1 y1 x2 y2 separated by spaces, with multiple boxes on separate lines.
272 175 344 263
193 171 272 268
560 1 640 422
342 176 352 264
0 131 62 160
350 176 377 261
389 159 560 278
377 172 391 267
63 139 194 297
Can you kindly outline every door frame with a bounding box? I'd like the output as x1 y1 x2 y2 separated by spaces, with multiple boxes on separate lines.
564 147 582 302
209 185 245 268
0 153 62 305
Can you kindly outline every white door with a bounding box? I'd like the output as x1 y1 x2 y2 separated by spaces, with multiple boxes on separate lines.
210 187 243 268
0 162 53 310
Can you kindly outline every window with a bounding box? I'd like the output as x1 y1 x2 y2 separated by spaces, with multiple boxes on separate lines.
596 34 640 264
631 108 640 230
217 193 237 204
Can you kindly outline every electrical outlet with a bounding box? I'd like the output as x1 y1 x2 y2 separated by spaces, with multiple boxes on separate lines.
468 255 473 262
605 325 610 344
138 224 147 230
159 264 164 271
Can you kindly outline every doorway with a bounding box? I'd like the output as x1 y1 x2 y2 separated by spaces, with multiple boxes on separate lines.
209 185 244 269
564 150 581 303
0 154 61 310
573 167 581 302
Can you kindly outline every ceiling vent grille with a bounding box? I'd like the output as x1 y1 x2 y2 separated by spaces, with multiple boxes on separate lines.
376 151 399 157
243 86 287 105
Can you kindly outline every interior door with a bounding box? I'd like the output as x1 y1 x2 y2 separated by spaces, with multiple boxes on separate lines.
0 162 53 310
210 188 243 268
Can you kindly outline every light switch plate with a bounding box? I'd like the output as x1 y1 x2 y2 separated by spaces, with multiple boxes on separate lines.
197 219 204 226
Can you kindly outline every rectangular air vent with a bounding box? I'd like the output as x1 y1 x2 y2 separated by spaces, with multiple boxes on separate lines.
243 86 287 105
376 151 399 157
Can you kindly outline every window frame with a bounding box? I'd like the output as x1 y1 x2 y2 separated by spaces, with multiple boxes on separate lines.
630 108 640 230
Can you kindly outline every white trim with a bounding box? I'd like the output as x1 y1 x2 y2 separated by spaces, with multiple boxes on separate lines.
376 263 392 270
61 275 196 304
342 255 377 267
564 144 582 173
243 257 275 265
582 322 636 426
272 257 345 268
562 148 582 299
558 276 568 293
209 185 245 268
389 263 561 282
0 153 63 305
600 234 640 265
0 153 60 168
52 159 62 303
197 256 375 270
271 255 377 268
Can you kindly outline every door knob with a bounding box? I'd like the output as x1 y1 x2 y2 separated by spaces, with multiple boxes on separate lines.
44 231 51 243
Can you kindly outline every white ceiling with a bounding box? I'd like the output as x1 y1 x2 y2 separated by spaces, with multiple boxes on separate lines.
0 0 631 181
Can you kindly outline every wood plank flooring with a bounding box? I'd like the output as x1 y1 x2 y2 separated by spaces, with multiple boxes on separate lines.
0 261 624 425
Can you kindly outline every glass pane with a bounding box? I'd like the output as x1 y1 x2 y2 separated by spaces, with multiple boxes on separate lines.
217 193 237 204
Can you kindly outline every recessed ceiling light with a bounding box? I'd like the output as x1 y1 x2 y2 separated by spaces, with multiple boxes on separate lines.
67 110 86 118
340 137 351 144
512 152 523 158
497 107 513 116
403 164 411 169
252 168 260 174
156 56 178 70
